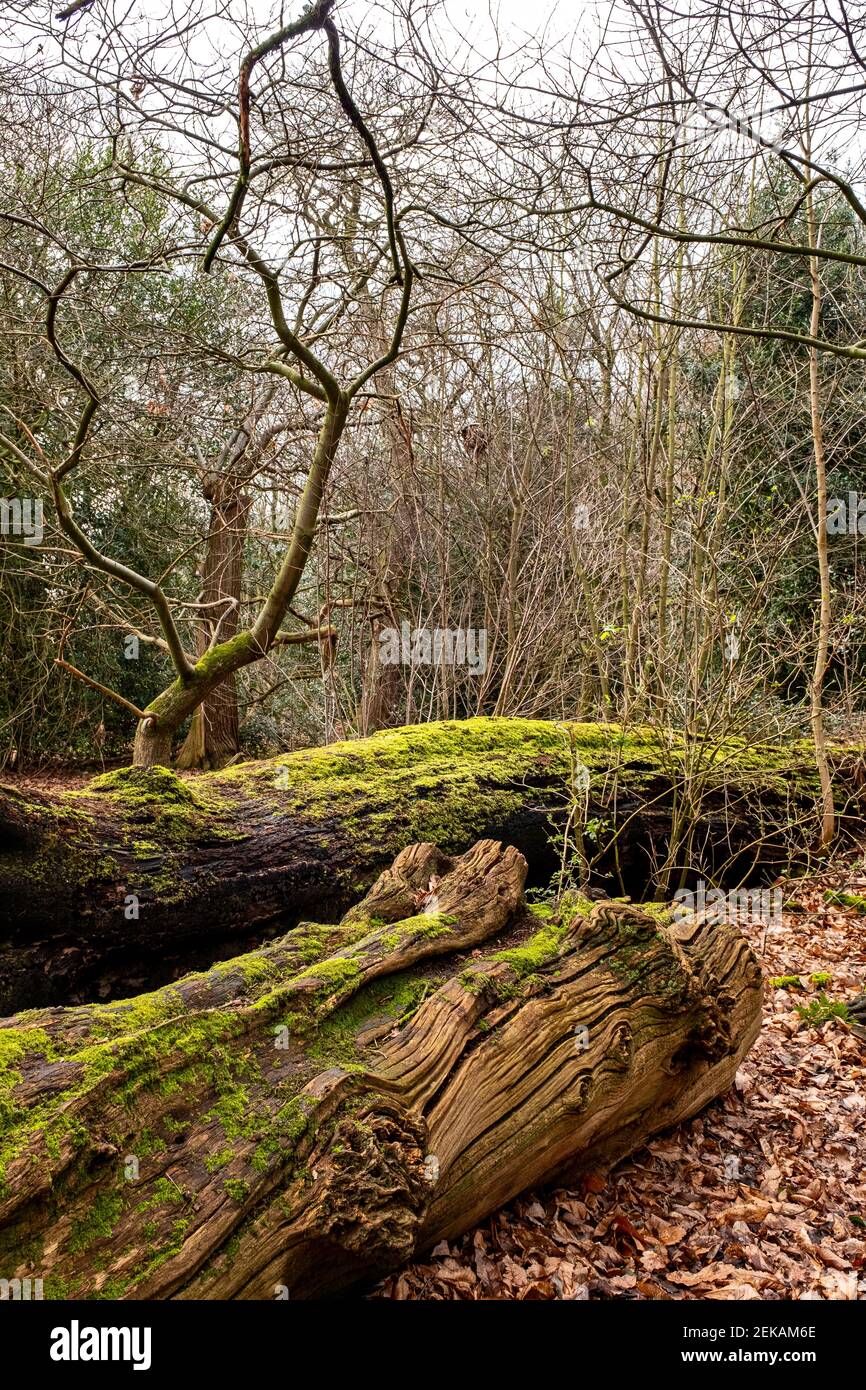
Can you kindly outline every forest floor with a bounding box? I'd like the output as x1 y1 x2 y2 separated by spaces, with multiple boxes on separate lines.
374 861 866 1301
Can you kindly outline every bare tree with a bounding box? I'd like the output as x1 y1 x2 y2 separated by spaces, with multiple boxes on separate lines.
1 0 422 764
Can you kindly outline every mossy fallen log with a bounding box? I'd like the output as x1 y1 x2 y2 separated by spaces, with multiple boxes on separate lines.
0 717 859 1012
0 838 763 1300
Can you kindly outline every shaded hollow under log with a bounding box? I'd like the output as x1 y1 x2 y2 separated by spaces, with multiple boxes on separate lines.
0 838 763 1299
0 717 860 1012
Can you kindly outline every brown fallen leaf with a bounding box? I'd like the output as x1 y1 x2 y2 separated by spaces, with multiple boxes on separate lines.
719 1200 772 1225
654 1222 688 1245
710 1283 763 1300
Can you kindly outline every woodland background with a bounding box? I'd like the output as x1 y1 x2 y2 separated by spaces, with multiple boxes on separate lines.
1 0 864 781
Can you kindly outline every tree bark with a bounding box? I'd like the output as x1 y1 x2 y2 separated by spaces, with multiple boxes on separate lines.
358 361 412 735
177 476 251 770
806 182 837 850
0 838 763 1301
0 717 857 1013
131 720 175 769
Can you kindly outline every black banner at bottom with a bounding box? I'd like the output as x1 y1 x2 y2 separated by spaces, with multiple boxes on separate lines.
0 1296 859 1377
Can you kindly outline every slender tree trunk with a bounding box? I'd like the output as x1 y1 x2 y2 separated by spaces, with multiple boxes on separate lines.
806 189 836 849
177 477 251 770
360 614 403 733
359 374 412 734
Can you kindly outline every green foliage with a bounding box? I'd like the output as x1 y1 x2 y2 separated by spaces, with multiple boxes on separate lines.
824 889 866 915
795 994 850 1027
0 135 253 767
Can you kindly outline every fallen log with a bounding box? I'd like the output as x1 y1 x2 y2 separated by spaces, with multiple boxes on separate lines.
0 838 763 1300
0 717 857 1011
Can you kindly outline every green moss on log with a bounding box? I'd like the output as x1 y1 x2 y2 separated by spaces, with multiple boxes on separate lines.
88 765 199 809
824 888 866 914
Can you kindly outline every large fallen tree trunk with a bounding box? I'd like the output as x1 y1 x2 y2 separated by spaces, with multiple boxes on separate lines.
0 839 763 1300
0 717 859 1011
